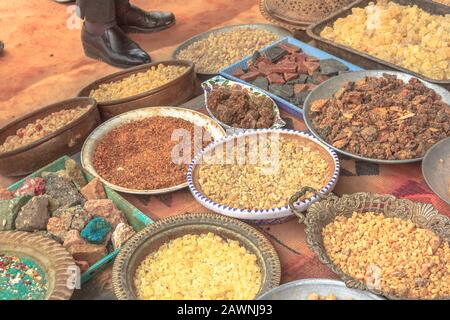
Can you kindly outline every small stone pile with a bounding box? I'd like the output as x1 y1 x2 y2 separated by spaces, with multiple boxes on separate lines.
0 159 136 272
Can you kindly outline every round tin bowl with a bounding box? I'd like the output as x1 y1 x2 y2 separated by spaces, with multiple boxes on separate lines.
77 60 196 120
187 129 340 224
172 24 291 77
257 278 384 300
0 97 100 176
0 231 75 300
303 70 450 164
81 106 226 195
112 212 281 300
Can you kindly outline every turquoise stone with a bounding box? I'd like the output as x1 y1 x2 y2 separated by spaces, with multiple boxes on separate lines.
80 217 111 244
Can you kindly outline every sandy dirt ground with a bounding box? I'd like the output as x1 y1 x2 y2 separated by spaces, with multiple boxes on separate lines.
0 0 266 125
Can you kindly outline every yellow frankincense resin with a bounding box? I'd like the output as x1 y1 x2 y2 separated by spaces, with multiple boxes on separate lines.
134 233 262 300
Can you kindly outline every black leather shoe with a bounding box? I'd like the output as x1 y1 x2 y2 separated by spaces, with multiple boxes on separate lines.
118 5 175 33
81 24 151 69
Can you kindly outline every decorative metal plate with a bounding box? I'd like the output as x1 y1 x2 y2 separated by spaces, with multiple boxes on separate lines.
187 129 340 223
112 212 281 300
303 70 450 164
171 23 291 76
0 231 75 300
81 106 226 195
257 278 384 300
303 192 450 300
422 136 450 205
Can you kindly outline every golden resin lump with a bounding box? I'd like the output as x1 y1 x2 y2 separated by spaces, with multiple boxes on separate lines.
323 212 450 299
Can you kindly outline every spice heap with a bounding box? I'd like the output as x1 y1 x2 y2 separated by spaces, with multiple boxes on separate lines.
198 135 331 210
0 106 90 153
89 64 188 102
323 212 450 299
176 28 279 74
232 43 349 106
0 255 48 300
134 233 262 300
310 74 450 160
93 116 212 190
0 159 136 272
207 84 276 129
320 0 450 80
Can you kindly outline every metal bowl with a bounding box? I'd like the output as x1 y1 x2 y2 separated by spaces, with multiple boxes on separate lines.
172 23 291 77
297 192 450 300
201 75 286 134
303 70 450 164
112 212 281 300
0 97 100 176
77 60 196 120
422 136 450 205
0 231 75 300
257 278 384 300
187 129 340 224
81 106 226 195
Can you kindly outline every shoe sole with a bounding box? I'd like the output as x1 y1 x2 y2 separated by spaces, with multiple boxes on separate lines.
120 20 176 34
83 44 151 69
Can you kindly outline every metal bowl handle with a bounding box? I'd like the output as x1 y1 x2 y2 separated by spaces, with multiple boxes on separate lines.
289 186 323 224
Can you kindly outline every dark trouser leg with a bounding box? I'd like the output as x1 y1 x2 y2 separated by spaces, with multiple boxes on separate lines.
77 0 150 68
76 0 116 24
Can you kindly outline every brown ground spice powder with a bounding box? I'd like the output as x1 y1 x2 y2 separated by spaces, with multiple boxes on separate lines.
92 116 211 190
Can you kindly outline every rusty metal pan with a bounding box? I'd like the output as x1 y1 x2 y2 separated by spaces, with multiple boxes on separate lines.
306 0 450 90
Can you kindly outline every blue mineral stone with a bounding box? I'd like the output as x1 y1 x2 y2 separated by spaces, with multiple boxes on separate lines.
81 217 111 244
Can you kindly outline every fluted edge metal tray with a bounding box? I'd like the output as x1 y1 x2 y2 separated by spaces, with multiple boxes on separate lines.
302 192 450 300
0 231 75 300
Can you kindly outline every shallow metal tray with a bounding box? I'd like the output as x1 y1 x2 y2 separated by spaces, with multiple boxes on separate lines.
303 70 450 164
306 0 450 90
172 23 292 77
257 278 384 300
422 137 450 205
81 107 226 195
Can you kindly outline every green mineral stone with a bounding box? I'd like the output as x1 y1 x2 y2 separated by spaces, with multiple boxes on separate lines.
44 173 85 211
0 195 32 231
64 159 87 188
